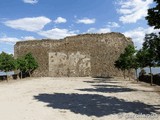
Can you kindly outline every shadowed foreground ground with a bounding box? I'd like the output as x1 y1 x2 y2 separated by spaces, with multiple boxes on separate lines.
0 77 160 120
34 93 158 117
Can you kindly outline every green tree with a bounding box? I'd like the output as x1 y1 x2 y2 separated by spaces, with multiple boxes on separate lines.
24 53 38 77
143 33 160 63
146 0 160 29
137 48 155 85
115 54 127 79
136 49 148 68
0 52 16 81
16 57 27 79
136 49 150 83
115 45 136 80
156 37 160 64
123 45 137 80
142 33 159 85
132 55 139 81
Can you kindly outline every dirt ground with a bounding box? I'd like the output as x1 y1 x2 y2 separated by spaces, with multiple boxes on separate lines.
0 77 160 120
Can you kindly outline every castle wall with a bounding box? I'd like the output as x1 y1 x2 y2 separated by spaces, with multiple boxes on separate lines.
14 40 51 77
14 32 133 77
89 33 132 77
48 52 91 77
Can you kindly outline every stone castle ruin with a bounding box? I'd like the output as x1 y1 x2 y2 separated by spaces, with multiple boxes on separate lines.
14 32 133 77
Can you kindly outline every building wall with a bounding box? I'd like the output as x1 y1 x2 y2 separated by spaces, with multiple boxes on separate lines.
48 52 91 77
14 32 133 77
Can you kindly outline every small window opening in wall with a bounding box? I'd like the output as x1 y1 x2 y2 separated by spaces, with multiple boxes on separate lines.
51 56 53 58
51 60 54 62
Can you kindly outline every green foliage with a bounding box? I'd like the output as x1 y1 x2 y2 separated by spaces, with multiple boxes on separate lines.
24 53 38 76
149 33 160 64
131 55 139 70
0 52 16 73
115 45 136 80
16 53 38 77
136 47 155 85
136 33 159 68
142 33 159 67
0 52 38 80
115 45 136 70
114 54 127 71
145 0 160 85
123 45 137 70
16 56 27 72
146 0 160 29
137 33 160 85
136 49 148 68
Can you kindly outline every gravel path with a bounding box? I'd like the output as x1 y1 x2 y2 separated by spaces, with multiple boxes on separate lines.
0 77 160 120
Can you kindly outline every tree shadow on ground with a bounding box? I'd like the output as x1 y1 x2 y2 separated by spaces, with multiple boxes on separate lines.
77 86 136 93
84 78 119 84
77 84 137 93
92 84 122 88
34 93 159 117
93 76 113 79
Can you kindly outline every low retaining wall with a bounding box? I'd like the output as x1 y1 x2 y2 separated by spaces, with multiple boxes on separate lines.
0 74 19 81
139 74 160 85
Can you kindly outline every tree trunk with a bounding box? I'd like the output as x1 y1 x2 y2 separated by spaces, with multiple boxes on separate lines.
128 69 130 81
20 71 22 79
135 69 138 82
149 66 153 86
67 68 70 77
28 71 31 77
123 70 126 79
6 72 8 82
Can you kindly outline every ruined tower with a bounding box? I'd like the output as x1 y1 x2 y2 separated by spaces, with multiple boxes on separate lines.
14 32 133 77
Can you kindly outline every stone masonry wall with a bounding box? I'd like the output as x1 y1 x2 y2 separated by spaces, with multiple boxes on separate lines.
14 32 133 77
49 52 91 77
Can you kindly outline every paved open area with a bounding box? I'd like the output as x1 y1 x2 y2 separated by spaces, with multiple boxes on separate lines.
0 77 160 120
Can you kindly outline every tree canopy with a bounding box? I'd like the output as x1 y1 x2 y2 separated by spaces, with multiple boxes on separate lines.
0 52 38 80
24 53 38 76
146 0 160 29
143 33 160 65
115 45 136 80
116 33 160 85
16 57 27 72
0 52 15 73
0 52 16 81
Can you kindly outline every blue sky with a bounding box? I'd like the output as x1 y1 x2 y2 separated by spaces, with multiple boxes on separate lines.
0 0 159 54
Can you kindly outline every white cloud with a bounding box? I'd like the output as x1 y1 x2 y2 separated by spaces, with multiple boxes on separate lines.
87 27 111 33
107 22 120 28
38 28 77 39
76 18 96 24
23 0 38 4
4 16 51 32
116 0 153 23
0 36 20 43
54 17 67 24
0 35 36 54
123 27 160 49
0 35 37 44
21 36 36 40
